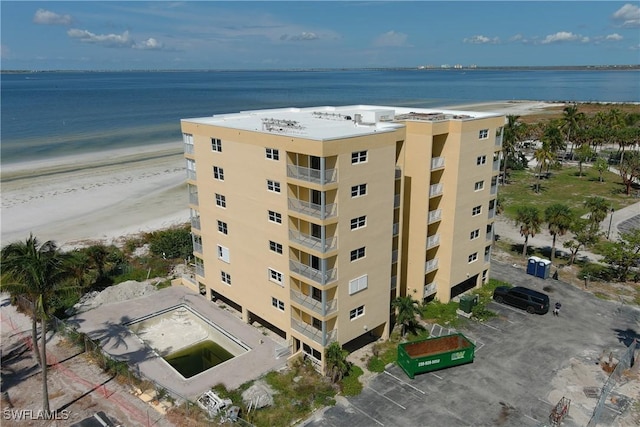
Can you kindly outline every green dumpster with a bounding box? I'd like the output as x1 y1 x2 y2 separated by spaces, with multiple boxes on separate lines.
397 333 475 379
459 294 478 313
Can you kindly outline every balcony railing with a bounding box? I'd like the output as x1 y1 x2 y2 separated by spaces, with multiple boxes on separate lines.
490 185 497 195
289 230 337 253
426 234 440 249
395 167 402 179
390 275 398 290
189 192 199 206
495 134 503 147
429 183 443 198
424 282 437 296
289 259 337 285
425 258 439 273
290 289 338 316
191 215 201 230
488 208 496 219
485 252 491 263
184 143 195 155
493 160 500 171
394 194 401 208
392 250 398 264
186 169 197 181
193 241 203 254
428 209 442 223
392 222 399 236
288 198 337 219
291 318 337 346
431 156 445 170
287 165 338 185
195 264 205 277
486 230 494 242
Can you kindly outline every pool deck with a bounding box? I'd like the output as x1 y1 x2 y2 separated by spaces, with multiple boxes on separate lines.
66 285 288 400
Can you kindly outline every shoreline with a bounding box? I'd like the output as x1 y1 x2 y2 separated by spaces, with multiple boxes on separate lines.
0 100 583 250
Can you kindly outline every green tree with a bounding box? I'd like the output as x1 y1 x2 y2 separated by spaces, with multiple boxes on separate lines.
563 219 599 265
574 143 594 177
593 157 609 182
618 150 640 196
601 229 640 281
584 196 609 228
0 235 74 414
391 296 422 337
515 206 542 257
86 244 109 279
501 115 525 184
544 204 574 263
562 104 584 156
325 341 350 383
533 141 554 193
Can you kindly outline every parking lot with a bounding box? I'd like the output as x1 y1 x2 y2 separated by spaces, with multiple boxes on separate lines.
302 261 640 427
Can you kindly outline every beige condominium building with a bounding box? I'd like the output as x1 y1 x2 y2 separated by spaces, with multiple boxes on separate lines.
180 105 504 370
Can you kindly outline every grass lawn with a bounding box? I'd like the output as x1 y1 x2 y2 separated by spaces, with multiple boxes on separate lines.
500 165 637 219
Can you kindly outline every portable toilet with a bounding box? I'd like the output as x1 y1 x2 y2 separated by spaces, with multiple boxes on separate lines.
527 256 540 276
536 259 552 279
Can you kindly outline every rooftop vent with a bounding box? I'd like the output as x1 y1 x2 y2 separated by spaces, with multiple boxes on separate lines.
261 118 305 134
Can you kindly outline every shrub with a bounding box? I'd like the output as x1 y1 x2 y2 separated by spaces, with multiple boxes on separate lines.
367 356 386 373
147 225 192 259
340 365 363 396
579 263 616 282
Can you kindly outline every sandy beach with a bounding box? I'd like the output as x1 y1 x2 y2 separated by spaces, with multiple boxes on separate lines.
0 101 564 249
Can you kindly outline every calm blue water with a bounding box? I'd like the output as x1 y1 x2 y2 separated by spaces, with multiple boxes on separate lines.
1 69 638 164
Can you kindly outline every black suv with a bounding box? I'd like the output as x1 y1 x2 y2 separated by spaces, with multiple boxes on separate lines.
492 286 550 314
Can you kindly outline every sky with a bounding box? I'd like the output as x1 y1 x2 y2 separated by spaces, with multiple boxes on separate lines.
1 1 639 70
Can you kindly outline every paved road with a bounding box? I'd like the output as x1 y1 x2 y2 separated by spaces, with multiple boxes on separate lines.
301 261 640 427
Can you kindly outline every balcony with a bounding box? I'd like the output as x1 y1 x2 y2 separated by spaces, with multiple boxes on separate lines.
289 259 337 285
193 241 203 254
191 215 201 230
394 194 401 208
428 209 442 224
289 230 337 253
486 230 494 242
426 234 440 249
395 167 402 179
392 222 399 236
290 289 337 316
291 318 337 346
490 185 497 195
392 250 398 264
495 133 503 147
493 159 500 171
488 208 496 219
186 169 197 181
424 282 437 296
390 276 397 290
485 252 491 263
189 192 199 206
195 264 205 277
184 143 195 155
287 164 338 185
288 198 337 220
425 258 439 273
431 156 445 170
429 183 443 198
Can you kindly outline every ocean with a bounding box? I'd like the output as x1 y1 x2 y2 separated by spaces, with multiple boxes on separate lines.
1 69 638 164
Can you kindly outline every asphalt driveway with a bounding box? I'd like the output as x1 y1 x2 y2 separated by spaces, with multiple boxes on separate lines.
301 261 640 427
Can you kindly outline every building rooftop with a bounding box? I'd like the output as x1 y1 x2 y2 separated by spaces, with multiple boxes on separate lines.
182 105 502 141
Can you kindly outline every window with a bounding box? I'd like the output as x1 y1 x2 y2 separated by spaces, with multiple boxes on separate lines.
211 138 222 152
349 275 368 295
266 148 279 160
350 247 366 262
215 193 226 208
267 180 281 193
468 252 478 263
213 166 224 181
472 205 482 216
269 241 283 254
268 210 282 224
217 245 230 263
476 155 487 165
351 150 367 164
474 180 484 191
350 215 367 230
268 268 283 285
271 297 285 311
470 229 480 240
217 220 228 235
349 305 365 320
221 271 231 285
351 184 367 197
479 129 489 139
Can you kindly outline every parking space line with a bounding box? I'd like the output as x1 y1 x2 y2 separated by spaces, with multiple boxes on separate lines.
348 402 385 426
523 414 539 424
489 301 527 316
430 372 443 380
478 322 501 331
383 371 426 394
366 385 407 410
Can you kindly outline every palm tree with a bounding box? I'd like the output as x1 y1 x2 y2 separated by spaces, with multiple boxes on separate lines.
544 204 573 262
533 141 554 193
515 206 542 257
584 196 609 228
324 341 350 383
501 115 524 184
1 234 72 414
561 104 584 157
593 157 609 182
391 296 421 337
574 143 594 177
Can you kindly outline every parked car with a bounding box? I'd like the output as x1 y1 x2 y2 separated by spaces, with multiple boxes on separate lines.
492 286 550 314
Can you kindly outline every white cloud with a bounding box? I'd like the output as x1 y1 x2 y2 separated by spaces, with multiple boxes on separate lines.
281 32 319 41
133 38 164 50
67 29 132 47
605 33 624 41
612 3 640 28
541 31 581 44
463 35 500 44
33 9 72 26
372 31 408 47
